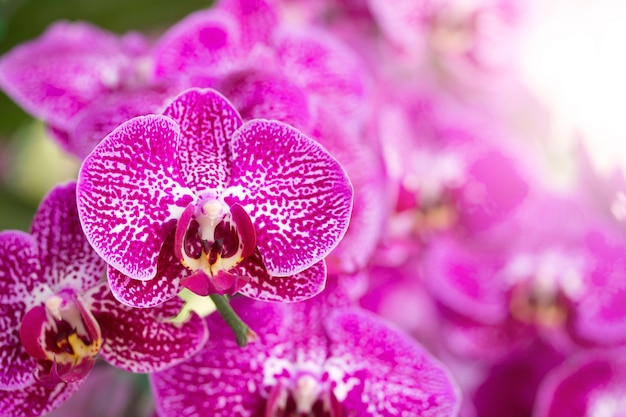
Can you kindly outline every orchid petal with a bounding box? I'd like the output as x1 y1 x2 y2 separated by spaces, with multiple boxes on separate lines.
107 232 185 308
571 229 626 345
237 249 327 302
273 26 371 127
534 350 626 417
163 88 243 194
0 21 137 130
77 115 194 280
225 119 353 276
326 309 460 416
0 380 83 417
0 230 42 300
0 302 37 391
151 298 287 417
0 231 42 390
422 236 510 324
30 181 106 294
68 84 176 159
217 0 279 49
152 9 243 83
312 110 387 273
217 68 313 132
86 283 208 373
455 150 529 233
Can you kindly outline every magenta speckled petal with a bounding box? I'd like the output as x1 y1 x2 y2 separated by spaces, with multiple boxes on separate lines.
152 9 243 82
107 232 185 308
0 301 37 391
0 21 136 130
0 230 42 299
0 231 42 390
0 380 83 417
152 294 459 416
30 181 106 294
225 119 353 276
107 266 182 308
327 309 460 416
151 299 288 417
163 88 243 194
86 283 208 373
77 115 194 280
237 249 327 302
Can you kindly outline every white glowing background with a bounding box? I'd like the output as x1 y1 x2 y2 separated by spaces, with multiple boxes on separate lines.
521 0 626 173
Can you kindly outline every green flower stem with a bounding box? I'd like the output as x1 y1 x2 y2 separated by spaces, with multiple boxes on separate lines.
209 294 257 347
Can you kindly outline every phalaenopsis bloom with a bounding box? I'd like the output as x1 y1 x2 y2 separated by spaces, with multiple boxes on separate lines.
151 283 460 416
0 182 208 417
151 0 386 274
77 87 353 308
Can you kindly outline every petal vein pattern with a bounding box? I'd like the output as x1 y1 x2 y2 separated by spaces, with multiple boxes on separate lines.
77 115 194 280
163 88 243 194
225 120 353 276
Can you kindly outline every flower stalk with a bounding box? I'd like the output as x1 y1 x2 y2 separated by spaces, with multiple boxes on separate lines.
209 294 257 347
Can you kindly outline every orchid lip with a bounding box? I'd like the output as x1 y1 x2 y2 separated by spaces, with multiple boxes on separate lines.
19 289 102 382
175 197 256 295
265 368 343 417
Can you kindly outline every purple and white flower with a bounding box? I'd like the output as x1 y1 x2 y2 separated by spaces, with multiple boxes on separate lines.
151 285 460 417
0 182 208 417
77 87 353 307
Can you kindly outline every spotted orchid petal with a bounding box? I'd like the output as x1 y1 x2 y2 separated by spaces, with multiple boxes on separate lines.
225 119 353 276
0 231 41 390
29 181 106 294
0 21 139 131
0 380 83 417
85 283 208 373
107 265 183 309
150 299 290 417
326 309 460 416
151 294 459 416
152 9 243 83
163 88 243 194
77 115 195 280
107 231 185 308
237 249 327 302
